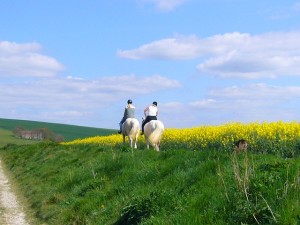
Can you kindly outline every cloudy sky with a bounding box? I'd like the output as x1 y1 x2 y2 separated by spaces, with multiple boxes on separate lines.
1 0 300 129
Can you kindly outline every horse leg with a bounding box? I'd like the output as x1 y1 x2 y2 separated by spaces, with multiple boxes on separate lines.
129 137 133 148
134 132 139 149
133 137 137 149
122 135 125 144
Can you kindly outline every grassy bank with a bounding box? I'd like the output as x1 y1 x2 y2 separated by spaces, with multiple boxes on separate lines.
0 142 299 224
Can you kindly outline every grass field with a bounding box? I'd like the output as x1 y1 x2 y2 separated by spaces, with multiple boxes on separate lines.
0 118 116 141
0 120 299 224
0 128 39 148
0 143 299 225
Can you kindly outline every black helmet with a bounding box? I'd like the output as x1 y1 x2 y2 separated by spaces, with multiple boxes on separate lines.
127 99 132 104
152 101 157 106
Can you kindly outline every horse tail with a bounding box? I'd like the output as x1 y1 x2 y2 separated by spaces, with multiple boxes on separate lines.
123 118 140 140
146 121 164 149
127 118 140 140
122 118 140 149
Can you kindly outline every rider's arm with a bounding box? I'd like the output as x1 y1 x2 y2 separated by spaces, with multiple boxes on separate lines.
144 106 149 117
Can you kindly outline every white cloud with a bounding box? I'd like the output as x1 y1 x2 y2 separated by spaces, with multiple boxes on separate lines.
293 2 300 11
187 83 300 117
0 41 64 77
139 0 189 11
0 74 181 122
117 32 251 60
117 35 202 60
209 83 300 100
266 1 300 20
118 31 300 79
0 41 40 54
101 74 180 91
161 101 183 111
53 110 87 117
0 38 181 127
159 83 300 127
189 99 217 109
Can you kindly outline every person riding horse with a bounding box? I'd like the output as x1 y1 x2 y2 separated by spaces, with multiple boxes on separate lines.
141 101 158 135
118 99 135 134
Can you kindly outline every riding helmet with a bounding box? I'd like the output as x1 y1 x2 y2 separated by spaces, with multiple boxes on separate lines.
152 101 157 106
127 99 132 104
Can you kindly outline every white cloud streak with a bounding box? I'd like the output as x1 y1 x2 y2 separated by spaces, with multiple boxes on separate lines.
0 74 180 109
0 41 64 78
139 0 190 11
118 31 300 79
2 30 300 128
117 34 203 60
188 83 300 112
0 40 182 127
209 83 300 100
160 83 300 127
293 2 300 11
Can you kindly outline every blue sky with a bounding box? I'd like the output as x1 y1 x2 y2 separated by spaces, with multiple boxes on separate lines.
1 0 300 129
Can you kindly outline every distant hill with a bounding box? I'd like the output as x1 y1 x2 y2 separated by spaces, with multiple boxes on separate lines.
0 118 116 141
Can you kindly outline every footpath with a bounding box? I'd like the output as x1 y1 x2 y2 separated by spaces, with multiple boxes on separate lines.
0 159 29 225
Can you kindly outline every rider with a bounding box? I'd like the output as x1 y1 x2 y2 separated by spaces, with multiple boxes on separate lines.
118 99 135 134
141 101 158 135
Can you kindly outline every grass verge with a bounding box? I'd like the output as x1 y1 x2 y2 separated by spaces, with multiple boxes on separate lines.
0 142 299 224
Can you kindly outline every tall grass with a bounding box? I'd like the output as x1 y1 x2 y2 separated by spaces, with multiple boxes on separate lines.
0 142 299 225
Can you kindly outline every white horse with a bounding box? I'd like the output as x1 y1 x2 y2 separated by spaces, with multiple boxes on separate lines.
144 120 164 151
122 118 140 149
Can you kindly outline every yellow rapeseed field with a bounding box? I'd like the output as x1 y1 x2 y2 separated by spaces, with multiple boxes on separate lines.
64 121 300 153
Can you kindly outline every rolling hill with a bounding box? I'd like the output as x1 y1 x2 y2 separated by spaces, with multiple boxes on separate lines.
0 118 116 142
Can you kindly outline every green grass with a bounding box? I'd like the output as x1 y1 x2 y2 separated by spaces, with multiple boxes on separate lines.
0 142 299 225
0 128 39 148
0 118 116 141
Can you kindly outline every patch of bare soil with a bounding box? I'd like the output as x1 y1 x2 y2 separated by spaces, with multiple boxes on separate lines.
0 159 29 225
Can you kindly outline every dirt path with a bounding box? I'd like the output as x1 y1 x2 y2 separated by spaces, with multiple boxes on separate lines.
0 159 29 225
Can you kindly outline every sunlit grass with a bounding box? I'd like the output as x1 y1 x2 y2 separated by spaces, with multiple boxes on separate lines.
1 142 299 224
1 121 300 224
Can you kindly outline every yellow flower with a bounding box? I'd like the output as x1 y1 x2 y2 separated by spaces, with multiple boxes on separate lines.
63 121 300 152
